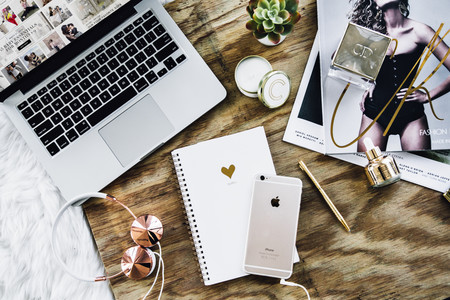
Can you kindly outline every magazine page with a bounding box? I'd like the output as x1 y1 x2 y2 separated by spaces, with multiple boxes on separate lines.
283 32 450 193
0 0 128 91
317 0 450 154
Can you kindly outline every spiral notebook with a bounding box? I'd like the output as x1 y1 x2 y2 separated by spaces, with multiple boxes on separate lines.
172 127 286 285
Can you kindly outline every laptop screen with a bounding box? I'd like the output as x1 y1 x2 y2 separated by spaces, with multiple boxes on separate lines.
0 0 135 97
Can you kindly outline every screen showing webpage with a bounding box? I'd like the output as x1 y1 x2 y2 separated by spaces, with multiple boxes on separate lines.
0 0 130 92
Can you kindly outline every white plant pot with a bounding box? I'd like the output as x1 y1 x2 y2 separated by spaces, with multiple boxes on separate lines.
257 34 286 46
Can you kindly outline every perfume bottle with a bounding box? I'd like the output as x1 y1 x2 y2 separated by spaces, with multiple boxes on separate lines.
363 138 401 187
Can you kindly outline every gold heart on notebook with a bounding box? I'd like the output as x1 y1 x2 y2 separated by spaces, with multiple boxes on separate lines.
221 164 235 179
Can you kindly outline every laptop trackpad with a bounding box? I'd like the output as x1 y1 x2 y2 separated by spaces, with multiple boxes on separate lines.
99 95 175 167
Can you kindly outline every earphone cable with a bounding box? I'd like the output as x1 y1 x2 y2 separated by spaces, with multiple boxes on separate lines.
142 242 164 300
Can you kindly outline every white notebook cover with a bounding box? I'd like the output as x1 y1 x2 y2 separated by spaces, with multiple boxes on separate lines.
171 127 276 285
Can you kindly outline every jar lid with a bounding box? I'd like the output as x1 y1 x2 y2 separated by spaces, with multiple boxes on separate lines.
257 71 291 108
235 55 273 98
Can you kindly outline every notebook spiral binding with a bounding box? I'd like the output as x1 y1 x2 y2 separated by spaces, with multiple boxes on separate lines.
172 152 210 283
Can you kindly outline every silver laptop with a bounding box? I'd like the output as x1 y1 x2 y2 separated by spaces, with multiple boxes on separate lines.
0 0 226 200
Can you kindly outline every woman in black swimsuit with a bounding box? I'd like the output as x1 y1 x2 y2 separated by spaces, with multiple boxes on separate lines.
351 0 450 151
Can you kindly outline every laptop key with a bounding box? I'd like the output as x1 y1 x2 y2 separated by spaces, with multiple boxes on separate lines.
31 100 44 112
81 104 93 117
133 78 149 92
56 136 69 149
90 98 102 109
98 79 110 90
69 73 81 85
66 66 77 76
118 77 130 89
107 58 120 70
135 38 148 49
163 57 177 70
117 52 129 63
70 86 82 97
155 42 179 62
89 71 101 84
56 74 67 82
60 80 72 92
86 52 96 61
99 91 112 103
87 60 100 72
27 94 38 103
79 92 92 104
78 66 90 78
69 99 82 111
80 79 92 90
47 80 58 89
87 86 137 127
97 53 109 65
124 33 136 44
18 101 28 110
133 26 145 37
124 24 134 33
137 64 149 75
116 65 128 77
28 112 44 127
106 47 119 59
145 57 158 69
176 54 186 63
95 45 105 54
37 87 48 96
154 33 172 50
144 32 156 43
62 118 74 130
50 87 62 98
52 99 63 111
135 52 146 64
157 68 168 77
144 45 156 56
105 38 115 47
75 120 90 135
145 71 158 84
142 10 153 19
108 84 121 96
99 65 111 77
51 112 63 125
133 17 143 26
88 86 101 97
60 107 72 118
71 112 83 123
127 70 139 82
41 125 64 146
114 31 124 41
41 94 53 105
143 16 159 31
116 40 127 51
107 72 119 84
43 106 55 118
125 58 137 70
46 143 60 156
35 120 53 137
125 45 138 57
76 59 86 68
61 92 73 104
154 24 166 36
22 107 34 119
66 129 79 142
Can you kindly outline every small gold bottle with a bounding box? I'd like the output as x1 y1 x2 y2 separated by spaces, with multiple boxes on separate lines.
363 138 401 187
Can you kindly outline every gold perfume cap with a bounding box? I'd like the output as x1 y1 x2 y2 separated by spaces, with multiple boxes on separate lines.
364 138 382 161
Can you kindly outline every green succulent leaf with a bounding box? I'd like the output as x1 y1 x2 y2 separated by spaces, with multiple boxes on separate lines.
262 8 269 19
253 30 268 39
263 19 274 32
256 23 266 33
254 7 264 19
268 32 281 44
270 0 280 11
253 13 263 24
246 19 259 31
246 6 254 18
274 24 284 34
281 23 293 35
258 0 270 10
278 10 290 22
272 15 283 24
279 0 286 10
285 0 299 13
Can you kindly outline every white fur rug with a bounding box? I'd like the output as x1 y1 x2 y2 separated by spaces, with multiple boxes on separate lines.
0 1 172 299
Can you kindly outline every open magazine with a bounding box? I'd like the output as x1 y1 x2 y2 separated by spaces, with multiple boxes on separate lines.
0 0 127 91
317 0 450 154
283 33 450 193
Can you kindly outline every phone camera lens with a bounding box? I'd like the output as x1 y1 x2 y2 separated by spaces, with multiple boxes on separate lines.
260 175 265 181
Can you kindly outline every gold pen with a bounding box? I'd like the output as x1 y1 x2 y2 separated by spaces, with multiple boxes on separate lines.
298 160 351 232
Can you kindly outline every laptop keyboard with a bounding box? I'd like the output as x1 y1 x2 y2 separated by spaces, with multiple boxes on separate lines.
16 9 187 156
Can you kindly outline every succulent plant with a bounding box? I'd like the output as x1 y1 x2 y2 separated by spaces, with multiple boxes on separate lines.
246 0 301 44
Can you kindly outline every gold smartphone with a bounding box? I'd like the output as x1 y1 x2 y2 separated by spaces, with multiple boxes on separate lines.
243 174 302 279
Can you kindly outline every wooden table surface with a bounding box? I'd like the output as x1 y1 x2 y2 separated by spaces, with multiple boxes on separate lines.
84 0 450 299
